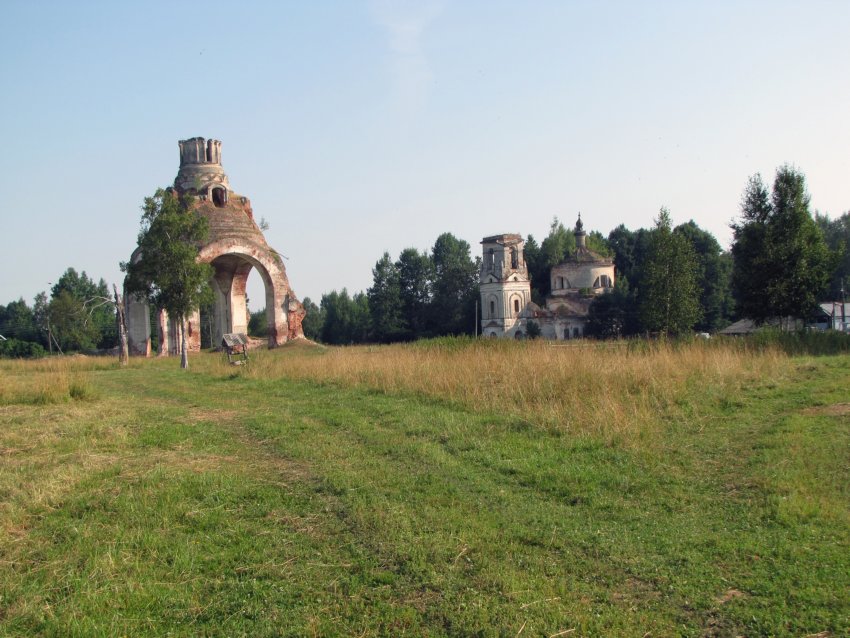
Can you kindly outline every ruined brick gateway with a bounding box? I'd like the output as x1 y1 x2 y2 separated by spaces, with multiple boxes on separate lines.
125 137 305 355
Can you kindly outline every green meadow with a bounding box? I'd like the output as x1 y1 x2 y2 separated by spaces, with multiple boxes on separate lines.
0 339 848 637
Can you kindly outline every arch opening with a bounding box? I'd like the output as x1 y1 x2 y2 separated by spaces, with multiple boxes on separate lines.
208 252 278 348
212 187 227 207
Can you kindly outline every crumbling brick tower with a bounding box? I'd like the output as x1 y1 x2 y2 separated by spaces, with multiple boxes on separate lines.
125 137 305 356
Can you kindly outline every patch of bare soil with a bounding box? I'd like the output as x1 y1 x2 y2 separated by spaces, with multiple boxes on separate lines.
188 407 239 423
610 576 662 608
715 588 747 605
802 403 850 417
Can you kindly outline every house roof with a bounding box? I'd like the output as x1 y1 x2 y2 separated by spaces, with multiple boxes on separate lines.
481 233 523 245
818 302 850 317
718 317 806 335
547 295 594 318
566 245 613 264
718 319 760 336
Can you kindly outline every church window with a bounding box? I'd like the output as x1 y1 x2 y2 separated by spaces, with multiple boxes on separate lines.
513 299 520 314
511 247 518 269
487 249 495 271
490 300 495 317
212 187 227 207
573 327 580 338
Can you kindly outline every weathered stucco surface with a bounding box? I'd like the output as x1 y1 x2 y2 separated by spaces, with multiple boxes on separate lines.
480 217 615 340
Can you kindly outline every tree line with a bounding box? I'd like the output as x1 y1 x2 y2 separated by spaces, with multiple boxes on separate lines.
3 166 849 356
289 232 480 345
292 165 848 344
597 165 846 337
293 208 740 343
0 268 117 358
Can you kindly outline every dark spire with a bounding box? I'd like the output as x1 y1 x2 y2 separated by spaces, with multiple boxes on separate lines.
574 212 586 249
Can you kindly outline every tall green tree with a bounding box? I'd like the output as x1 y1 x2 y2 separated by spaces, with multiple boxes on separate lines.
675 221 734 331
731 174 773 322
395 248 432 339
639 208 702 335
525 219 580 301
248 308 268 338
523 234 548 304
541 217 576 268
0 298 39 343
586 230 612 257
300 297 324 341
47 290 101 353
607 224 652 293
319 290 351 345
351 292 371 343
32 292 50 349
732 167 833 326
815 211 850 300
586 285 638 339
367 252 404 343
122 188 212 369
52 268 101 300
429 233 479 335
51 268 116 349
320 289 370 345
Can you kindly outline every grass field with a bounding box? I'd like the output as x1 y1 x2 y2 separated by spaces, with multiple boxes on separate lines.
0 339 848 637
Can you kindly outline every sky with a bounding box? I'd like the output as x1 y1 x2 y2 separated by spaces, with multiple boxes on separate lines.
2 0 849 309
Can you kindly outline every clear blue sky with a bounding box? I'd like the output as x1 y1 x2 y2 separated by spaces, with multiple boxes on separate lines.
2 0 848 309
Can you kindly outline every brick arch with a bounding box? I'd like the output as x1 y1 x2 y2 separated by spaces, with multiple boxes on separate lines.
197 239 298 348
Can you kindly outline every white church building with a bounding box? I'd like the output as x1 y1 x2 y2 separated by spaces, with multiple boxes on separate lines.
479 216 615 339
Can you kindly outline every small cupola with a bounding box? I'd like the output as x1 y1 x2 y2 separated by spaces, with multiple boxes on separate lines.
574 213 587 249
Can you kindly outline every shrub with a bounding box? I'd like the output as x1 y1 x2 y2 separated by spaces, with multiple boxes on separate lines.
747 328 850 356
248 308 269 337
0 338 46 359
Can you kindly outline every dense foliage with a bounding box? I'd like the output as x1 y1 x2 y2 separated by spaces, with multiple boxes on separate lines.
0 268 117 357
597 218 731 337
639 208 703 335
300 212 740 344
815 210 850 300
122 188 212 368
731 167 834 326
304 232 479 344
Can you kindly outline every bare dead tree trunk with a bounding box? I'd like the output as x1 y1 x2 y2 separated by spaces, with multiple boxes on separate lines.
113 284 129 366
180 316 189 370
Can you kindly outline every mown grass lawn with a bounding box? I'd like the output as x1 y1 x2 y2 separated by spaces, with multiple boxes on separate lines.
0 343 848 637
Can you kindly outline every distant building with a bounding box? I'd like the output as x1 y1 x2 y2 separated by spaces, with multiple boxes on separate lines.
480 215 615 339
479 233 532 338
718 302 850 336
813 302 850 332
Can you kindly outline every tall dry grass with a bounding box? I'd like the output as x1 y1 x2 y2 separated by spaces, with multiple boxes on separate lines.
0 356 109 405
204 338 786 443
